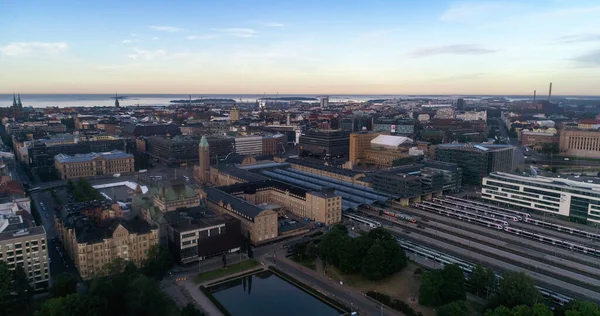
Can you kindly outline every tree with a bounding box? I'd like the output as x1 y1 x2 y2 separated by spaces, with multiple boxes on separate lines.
562 300 600 316
484 304 553 316
484 306 513 316
436 301 468 316
141 245 173 280
180 303 205 316
531 304 553 316
50 273 78 298
360 242 388 280
495 272 540 309
470 265 496 296
0 262 33 316
35 294 104 316
419 270 444 306
440 264 466 304
125 274 167 316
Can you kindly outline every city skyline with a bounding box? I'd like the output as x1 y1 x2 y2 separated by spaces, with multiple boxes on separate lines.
2 0 600 95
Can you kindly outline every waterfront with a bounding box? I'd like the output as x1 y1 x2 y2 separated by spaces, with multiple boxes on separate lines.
208 270 343 316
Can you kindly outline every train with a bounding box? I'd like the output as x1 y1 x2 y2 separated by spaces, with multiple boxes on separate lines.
342 213 382 228
419 201 509 226
434 198 520 221
504 226 600 258
524 217 600 242
363 205 418 223
446 196 530 219
398 238 572 306
414 203 504 230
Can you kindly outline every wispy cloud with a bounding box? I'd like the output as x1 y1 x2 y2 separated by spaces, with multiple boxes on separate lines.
122 39 142 44
210 28 256 38
409 44 498 58
571 49 600 68
554 33 600 44
439 2 524 22
186 34 218 40
147 25 183 32
258 21 284 27
131 33 137 37
127 48 167 60
0 42 68 57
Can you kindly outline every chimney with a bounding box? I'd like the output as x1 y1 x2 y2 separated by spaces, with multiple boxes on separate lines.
533 90 536 103
548 82 552 102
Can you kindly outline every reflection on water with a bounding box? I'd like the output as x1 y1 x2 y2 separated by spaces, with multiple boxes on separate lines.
208 270 342 316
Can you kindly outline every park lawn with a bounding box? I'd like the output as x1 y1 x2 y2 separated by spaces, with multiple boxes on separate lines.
324 261 435 316
192 259 259 284
291 256 316 270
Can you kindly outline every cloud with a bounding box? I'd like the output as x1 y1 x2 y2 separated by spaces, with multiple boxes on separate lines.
131 33 137 37
127 48 167 60
554 33 600 44
152 37 159 40
147 25 183 32
258 21 284 27
122 39 142 44
439 2 524 22
409 44 498 58
0 42 68 57
571 49 600 68
210 28 256 38
186 34 217 40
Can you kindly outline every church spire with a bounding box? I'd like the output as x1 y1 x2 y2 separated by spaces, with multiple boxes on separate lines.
17 93 22 107
12 93 17 107
115 92 120 107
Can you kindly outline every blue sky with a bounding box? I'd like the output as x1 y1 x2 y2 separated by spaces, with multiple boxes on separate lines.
1 0 600 95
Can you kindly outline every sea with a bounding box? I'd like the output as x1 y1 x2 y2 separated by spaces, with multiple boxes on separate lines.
2 93 600 108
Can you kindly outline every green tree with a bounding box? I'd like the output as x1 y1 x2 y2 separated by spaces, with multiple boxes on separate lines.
563 300 600 316
304 242 317 260
125 274 167 316
531 303 553 316
0 262 33 316
338 237 361 274
360 242 388 280
35 294 104 316
50 273 78 298
419 270 444 306
436 301 468 316
483 306 513 316
470 264 496 296
141 245 173 280
495 272 540 309
180 303 205 316
440 264 466 304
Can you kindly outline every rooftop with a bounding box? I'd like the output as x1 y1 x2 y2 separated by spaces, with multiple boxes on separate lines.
203 187 264 221
164 207 233 233
55 150 132 164
371 135 413 148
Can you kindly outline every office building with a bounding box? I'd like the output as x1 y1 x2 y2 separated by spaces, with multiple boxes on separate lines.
146 136 199 166
235 136 263 156
262 134 286 155
229 106 240 122
55 150 134 180
559 129 600 159
349 133 414 168
55 201 158 280
122 123 182 137
340 116 373 132
299 130 350 158
319 96 329 108
435 144 514 185
164 208 241 264
373 119 415 135
27 137 128 168
0 213 49 290
456 98 465 110
482 172 600 225
207 136 235 164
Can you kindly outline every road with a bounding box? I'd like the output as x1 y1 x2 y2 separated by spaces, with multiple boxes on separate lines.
30 190 80 280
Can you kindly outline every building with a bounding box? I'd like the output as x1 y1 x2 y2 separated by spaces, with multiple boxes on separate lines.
145 136 199 166
435 144 514 185
27 137 128 168
151 182 201 212
520 131 559 147
262 134 286 155
482 172 600 225
164 208 241 264
11 93 23 118
0 213 49 290
349 132 381 166
235 136 263 156
198 136 210 182
456 98 465 110
207 136 235 164
229 106 240 122
299 130 350 158
349 132 414 168
559 129 600 159
372 119 415 135
55 201 158 280
55 150 134 180
122 123 182 137
319 96 329 108
201 187 279 245
340 116 373 132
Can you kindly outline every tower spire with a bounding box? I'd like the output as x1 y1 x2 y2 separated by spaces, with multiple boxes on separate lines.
12 93 17 107
17 93 22 107
115 92 120 107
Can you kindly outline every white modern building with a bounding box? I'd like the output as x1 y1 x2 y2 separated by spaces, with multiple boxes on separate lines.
482 172 600 225
234 136 263 156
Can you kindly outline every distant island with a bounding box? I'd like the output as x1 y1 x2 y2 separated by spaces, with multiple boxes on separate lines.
170 98 236 103
260 97 317 101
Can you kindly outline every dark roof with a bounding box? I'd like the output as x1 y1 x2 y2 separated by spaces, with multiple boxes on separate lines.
203 187 264 221
215 165 270 182
74 217 154 244
286 158 362 177
122 123 181 137
217 179 308 199
164 207 235 233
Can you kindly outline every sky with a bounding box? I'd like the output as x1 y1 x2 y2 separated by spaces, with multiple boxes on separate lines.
1 0 600 95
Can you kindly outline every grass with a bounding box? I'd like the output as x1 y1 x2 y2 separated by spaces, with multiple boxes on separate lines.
192 259 259 284
324 262 436 316
291 256 316 270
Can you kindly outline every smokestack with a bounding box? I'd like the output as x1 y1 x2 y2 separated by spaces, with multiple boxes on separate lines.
548 82 552 102
533 90 536 103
